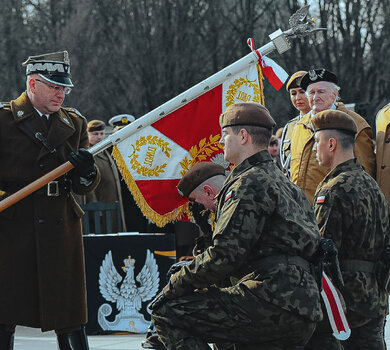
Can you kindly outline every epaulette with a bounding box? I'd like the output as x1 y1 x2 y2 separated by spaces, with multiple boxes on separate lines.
0 102 10 110
64 107 83 117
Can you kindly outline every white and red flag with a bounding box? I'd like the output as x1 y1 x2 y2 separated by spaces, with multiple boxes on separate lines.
112 63 265 226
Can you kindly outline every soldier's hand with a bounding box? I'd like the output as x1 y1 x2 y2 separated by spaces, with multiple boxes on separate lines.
149 290 168 311
68 148 96 179
166 260 192 281
189 201 212 236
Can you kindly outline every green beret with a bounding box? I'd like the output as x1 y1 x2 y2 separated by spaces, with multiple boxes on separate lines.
87 120 106 132
285 70 307 91
177 162 226 198
300 69 338 91
312 110 357 135
219 103 275 130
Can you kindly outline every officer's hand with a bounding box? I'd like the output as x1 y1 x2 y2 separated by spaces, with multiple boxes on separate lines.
149 290 168 311
189 201 212 235
68 148 96 178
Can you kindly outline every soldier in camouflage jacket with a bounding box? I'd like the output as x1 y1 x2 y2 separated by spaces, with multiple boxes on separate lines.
310 110 390 350
151 103 323 350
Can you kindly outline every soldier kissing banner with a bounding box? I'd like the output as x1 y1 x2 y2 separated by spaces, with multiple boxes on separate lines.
112 63 268 227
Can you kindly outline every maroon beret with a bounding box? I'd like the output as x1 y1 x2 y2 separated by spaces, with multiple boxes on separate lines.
312 110 357 135
219 103 275 130
177 162 226 198
87 120 106 132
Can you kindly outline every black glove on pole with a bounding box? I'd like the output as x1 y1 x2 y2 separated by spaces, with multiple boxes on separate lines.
68 148 96 179
188 201 212 236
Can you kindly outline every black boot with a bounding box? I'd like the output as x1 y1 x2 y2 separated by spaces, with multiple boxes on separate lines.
0 325 14 350
56 327 89 350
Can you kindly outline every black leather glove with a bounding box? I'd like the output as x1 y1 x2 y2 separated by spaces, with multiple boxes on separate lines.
68 148 96 179
189 201 212 236
149 290 168 311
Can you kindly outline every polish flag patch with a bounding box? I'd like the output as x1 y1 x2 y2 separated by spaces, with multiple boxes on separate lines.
225 191 233 202
316 195 326 204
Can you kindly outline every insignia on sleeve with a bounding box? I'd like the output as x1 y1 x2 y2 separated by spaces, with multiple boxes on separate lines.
0 103 4 108
225 190 233 202
316 195 326 204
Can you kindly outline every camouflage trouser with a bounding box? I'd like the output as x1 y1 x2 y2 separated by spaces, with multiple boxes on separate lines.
304 315 342 350
152 284 316 350
341 312 387 350
305 311 387 350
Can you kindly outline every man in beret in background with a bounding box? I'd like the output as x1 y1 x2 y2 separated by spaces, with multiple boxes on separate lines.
150 102 323 349
308 110 389 350
280 70 310 177
289 68 375 203
83 119 127 233
0 51 100 349
375 102 390 209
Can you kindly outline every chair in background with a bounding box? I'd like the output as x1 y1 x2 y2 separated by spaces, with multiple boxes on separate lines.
80 201 123 234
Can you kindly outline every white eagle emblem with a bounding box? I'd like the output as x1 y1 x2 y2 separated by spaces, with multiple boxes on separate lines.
97 249 160 333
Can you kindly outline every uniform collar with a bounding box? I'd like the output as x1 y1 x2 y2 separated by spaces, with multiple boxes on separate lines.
226 150 272 181
322 158 361 183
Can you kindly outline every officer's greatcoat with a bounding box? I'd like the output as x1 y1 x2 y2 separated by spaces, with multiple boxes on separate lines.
290 102 376 203
0 92 99 331
376 103 390 208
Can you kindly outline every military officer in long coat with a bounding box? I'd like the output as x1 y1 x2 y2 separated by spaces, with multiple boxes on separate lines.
0 51 100 349
150 103 323 350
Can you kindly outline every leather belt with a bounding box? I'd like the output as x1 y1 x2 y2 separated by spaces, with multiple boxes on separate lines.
251 254 311 273
340 259 376 273
1 180 70 197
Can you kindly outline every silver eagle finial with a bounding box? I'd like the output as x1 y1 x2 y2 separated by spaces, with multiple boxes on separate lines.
285 5 326 39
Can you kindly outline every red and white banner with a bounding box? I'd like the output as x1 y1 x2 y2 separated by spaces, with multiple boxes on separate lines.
112 64 264 226
247 37 288 91
321 272 351 340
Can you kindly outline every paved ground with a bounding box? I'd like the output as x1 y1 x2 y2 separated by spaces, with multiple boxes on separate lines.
14 326 146 350
13 310 390 349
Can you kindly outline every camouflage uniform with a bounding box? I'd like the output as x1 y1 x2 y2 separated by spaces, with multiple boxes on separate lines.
312 158 390 350
153 151 323 349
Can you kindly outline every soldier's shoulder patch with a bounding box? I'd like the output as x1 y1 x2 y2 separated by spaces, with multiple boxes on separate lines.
224 189 237 202
315 189 330 204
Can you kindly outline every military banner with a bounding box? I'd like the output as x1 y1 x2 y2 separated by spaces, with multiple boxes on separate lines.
112 63 270 227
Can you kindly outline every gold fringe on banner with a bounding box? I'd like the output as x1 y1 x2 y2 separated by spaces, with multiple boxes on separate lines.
112 145 189 227
256 64 265 106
